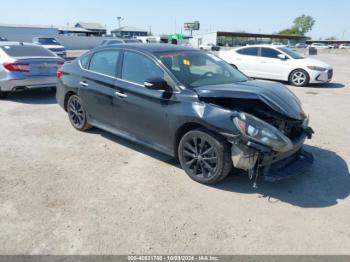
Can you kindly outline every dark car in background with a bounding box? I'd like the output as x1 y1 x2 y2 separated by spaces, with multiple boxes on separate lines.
56 44 314 186
33 37 66 57
0 36 8 41
0 42 64 99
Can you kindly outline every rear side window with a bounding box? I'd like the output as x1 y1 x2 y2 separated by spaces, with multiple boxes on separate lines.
89 50 120 77
122 51 164 85
79 54 90 69
261 48 281 58
0 45 56 57
237 47 258 56
107 40 123 45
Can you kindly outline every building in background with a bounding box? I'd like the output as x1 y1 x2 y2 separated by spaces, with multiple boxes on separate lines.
58 26 93 36
74 22 106 36
0 23 58 42
111 26 148 38
189 31 308 48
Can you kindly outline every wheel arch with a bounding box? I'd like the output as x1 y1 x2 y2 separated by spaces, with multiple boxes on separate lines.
173 122 207 157
64 91 77 111
288 68 310 81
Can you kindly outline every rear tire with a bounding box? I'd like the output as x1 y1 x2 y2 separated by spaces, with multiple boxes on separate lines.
178 128 232 185
67 94 91 131
289 69 310 87
0 89 8 99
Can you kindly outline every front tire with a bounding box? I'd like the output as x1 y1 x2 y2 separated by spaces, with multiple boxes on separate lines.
67 94 91 131
289 69 310 87
178 128 232 185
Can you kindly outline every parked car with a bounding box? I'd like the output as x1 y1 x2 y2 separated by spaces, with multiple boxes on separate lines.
218 45 333 87
33 37 66 57
339 44 350 49
56 44 314 186
308 43 330 49
0 42 64 99
0 36 8 41
100 38 142 46
199 43 220 51
295 43 308 48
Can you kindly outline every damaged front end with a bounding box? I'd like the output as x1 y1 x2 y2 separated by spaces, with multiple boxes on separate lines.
202 96 314 188
231 111 314 187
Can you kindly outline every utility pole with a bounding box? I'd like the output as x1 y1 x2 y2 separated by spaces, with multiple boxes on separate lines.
117 17 124 28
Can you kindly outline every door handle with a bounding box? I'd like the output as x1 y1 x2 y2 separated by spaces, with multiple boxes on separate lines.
115 91 128 98
260 61 267 63
79 81 88 87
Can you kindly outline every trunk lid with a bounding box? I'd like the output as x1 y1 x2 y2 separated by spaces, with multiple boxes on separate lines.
14 57 64 76
194 80 305 120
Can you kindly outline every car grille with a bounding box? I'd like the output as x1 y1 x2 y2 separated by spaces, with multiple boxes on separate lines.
328 69 333 79
49 48 65 52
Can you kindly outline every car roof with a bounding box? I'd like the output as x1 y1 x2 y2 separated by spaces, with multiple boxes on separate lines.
94 43 196 54
0 41 35 46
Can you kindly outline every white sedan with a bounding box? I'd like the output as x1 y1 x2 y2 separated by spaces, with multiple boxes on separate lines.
218 45 333 87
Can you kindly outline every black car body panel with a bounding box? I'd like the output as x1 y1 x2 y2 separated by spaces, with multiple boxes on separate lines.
194 80 304 120
57 44 314 185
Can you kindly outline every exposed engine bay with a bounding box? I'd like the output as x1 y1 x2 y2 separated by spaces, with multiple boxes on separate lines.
201 97 314 187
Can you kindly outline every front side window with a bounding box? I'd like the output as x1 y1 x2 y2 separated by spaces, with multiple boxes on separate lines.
261 48 281 59
122 51 164 85
89 50 120 77
156 51 248 88
237 47 258 56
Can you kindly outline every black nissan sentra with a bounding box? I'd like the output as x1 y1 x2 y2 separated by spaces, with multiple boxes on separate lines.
56 44 314 187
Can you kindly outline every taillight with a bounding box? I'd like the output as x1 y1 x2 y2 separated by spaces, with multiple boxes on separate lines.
3 63 30 72
56 65 64 79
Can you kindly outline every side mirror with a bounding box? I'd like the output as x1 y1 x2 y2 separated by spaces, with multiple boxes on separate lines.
277 54 287 60
144 77 171 91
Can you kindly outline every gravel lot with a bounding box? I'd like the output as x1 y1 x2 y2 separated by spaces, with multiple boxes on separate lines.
0 53 349 255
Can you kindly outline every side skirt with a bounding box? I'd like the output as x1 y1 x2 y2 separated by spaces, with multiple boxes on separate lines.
88 119 175 157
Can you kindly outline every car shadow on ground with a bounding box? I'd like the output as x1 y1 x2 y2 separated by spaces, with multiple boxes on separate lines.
307 82 345 89
88 128 350 208
87 128 178 165
214 145 350 208
3 89 57 105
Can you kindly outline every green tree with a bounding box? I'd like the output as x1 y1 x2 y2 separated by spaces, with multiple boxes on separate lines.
278 15 315 36
293 15 315 35
325 36 337 40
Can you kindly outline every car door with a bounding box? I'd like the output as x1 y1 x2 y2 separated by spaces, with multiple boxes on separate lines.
78 49 122 128
256 47 291 80
113 50 175 152
234 47 260 77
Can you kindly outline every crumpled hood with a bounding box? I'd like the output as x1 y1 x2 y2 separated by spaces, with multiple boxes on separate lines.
194 80 305 120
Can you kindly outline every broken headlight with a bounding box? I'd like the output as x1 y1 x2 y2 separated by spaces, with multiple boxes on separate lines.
233 112 293 152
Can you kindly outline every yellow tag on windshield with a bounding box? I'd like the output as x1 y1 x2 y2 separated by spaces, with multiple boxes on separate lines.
183 59 190 66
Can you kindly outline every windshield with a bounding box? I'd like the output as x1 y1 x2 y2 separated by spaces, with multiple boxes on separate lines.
278 47 304 59
155 51 248 88
38 38 60 45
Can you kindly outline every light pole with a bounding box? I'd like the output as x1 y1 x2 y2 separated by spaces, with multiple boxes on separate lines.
117 17 124 28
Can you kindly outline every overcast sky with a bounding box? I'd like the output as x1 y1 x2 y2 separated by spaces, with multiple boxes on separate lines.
1 0 349 39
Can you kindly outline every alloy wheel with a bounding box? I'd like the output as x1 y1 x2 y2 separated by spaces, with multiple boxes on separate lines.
292 71 307 86
182 136 219 179
68 96 85 129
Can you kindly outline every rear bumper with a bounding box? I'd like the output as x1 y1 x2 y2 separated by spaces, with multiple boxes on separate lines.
0 76 57 91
